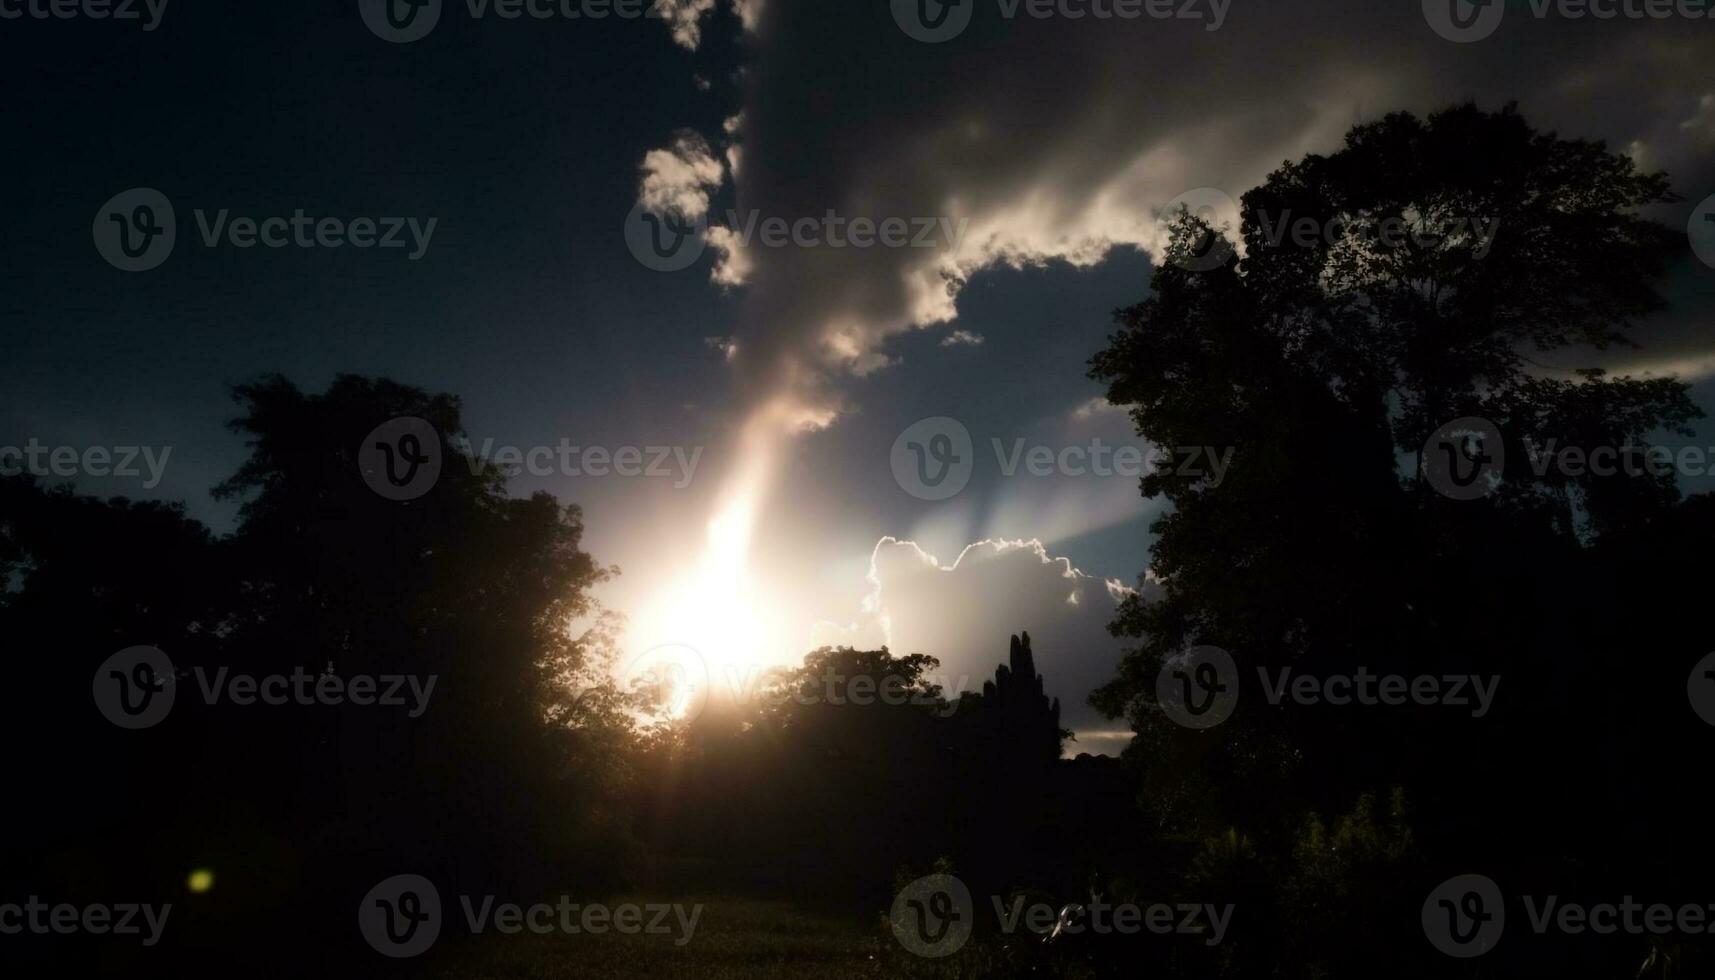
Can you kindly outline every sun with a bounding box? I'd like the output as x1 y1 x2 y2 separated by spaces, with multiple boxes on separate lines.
625 403 811 710
631 444 790 700
633 507 785 703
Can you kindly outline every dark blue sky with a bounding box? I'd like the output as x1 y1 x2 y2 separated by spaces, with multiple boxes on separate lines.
7 0 1715 741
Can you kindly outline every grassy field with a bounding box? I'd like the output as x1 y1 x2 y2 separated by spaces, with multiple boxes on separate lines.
416 893 1120 979
423 896 898 980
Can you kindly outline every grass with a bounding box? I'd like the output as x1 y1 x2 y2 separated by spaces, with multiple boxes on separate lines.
424 895 895 979
418 893 1117 979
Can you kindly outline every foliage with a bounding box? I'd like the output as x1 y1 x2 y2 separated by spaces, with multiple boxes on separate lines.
1088 103 1712 976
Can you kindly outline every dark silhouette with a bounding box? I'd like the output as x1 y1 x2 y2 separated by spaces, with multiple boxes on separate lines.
1087 103 1713 977
2 375 619 974
6 104 1712 980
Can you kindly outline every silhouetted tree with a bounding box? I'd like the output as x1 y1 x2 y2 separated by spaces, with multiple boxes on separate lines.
1089 103 1710 977
956 631 1067 766
1 375 621 974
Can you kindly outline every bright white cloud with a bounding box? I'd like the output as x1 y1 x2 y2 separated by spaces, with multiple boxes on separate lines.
808 536 1149 751
638 131 725 219
702 4 1715 429
1070 397 1122 422
652 0 718 50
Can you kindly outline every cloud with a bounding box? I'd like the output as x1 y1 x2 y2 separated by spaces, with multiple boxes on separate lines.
810 537 1153 751
1070 397 1122 422
687 2 1715 427
704 336 740 361
652 0 719 50
1679 92 1715 151
729 0 764 31
638 7 1715 757
706 224 753 286
939 329 985 348
638 131 725 219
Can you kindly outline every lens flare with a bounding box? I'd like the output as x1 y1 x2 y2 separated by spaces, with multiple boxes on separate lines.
632 406 795 690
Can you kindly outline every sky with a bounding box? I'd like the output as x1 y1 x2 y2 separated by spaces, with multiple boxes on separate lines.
5 0 1715 751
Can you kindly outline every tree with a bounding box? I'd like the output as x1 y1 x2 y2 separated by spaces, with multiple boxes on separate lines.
1088 104 1709 976
209 374 618 893
0 374 621 972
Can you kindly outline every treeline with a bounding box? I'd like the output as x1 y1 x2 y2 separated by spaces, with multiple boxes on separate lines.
1075 104 1715 977
0 374 1123 978
1 376 629 974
